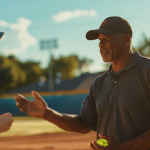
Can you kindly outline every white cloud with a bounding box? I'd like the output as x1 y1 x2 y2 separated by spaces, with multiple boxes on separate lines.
52 9 97 22
0 17 36 55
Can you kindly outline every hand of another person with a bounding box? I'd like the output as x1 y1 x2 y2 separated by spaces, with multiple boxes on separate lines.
0 113 14 133
14 91 48 118
90 134 126 150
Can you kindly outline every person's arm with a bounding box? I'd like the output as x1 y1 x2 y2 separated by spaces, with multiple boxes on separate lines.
43 108 91 133
14 91 91 134
122 129 150 150
0 113 14 133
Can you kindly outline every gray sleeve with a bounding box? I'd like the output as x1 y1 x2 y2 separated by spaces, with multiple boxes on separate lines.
79 85 98 132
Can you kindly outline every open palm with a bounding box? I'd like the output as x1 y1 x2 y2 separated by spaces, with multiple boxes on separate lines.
14 91 47 118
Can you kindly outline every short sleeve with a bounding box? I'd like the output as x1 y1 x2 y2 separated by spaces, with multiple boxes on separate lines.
79 84 98 131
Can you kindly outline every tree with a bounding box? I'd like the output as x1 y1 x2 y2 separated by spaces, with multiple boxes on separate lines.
17 61 43 84
53 55 78 79
8 55 44 84
0 54 92 93
0 55 45 93
77 57 93 74
0 56 26 93
132 33 150 57
0 67 13 93
43 55 92 80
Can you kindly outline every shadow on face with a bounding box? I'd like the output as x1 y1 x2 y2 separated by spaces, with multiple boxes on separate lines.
98 32 132 63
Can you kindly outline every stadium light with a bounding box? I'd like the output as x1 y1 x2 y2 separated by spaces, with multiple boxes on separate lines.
40 39 58 91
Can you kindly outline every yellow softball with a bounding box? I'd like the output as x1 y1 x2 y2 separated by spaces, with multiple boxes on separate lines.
96 139 108 147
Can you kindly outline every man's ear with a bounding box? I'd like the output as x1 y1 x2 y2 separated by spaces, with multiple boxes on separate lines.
124 34 131 45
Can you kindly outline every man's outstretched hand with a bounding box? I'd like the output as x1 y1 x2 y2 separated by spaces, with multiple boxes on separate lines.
14 91 48 118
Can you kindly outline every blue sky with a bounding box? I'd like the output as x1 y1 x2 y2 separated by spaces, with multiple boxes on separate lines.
0 0 149 73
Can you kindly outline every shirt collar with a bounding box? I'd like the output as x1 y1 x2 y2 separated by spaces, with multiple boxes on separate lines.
106 52 141 76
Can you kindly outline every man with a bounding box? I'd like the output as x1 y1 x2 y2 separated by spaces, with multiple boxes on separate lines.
0 32 14 134
14 16 150 150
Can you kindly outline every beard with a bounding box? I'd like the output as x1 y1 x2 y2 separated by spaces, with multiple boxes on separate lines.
100 49 113 62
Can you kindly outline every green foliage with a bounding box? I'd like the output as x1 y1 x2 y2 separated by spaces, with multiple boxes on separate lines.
77 57 93 74
0 67 13 93
132 33 150 57
0 56 26 93
18 61 43 84
0 55 43 94
0 54 92 94
52 55 78 79
43 55 92 80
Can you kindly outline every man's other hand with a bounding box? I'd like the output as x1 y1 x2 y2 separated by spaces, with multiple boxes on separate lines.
14 91 47 118
0 113 14 133
90 134 125 150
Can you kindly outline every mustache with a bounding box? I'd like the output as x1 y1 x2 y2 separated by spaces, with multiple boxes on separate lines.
100 49 110 52
100 48 110 50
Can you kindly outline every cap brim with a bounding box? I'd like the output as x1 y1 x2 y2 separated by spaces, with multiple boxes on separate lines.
0 32 4 39
86 29 118 40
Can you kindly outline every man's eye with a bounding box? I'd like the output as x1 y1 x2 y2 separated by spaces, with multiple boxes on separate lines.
105 37 111 39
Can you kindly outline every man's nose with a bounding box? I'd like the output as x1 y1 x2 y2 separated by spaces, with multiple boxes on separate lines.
99 41 105 48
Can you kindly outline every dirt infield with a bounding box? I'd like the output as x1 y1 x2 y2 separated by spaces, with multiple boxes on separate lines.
0 131 96 150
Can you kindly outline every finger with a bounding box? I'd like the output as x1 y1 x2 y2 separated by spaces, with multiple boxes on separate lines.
2 113 12 117
14 96 27 107
16 95 29 106
16 100 28 113
19 108 26 113
93 141 105 150
98 134 117 144
14 96 21 102
17 94 26 99
19 103 28 113
15 99 27 109
16 102 20 107
17 94 29 102
90 142 97 150
16 102 23 109
32 91 42 101
98 134 111 144
99 134 110 139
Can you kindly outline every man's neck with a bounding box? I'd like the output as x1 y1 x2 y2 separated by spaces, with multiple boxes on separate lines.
111 51 133 72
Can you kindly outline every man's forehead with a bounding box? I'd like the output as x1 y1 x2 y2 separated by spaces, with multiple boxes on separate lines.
98 32 126 39
98 33 114 38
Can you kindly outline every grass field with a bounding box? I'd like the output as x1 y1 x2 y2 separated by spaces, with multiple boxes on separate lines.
0 116 67 137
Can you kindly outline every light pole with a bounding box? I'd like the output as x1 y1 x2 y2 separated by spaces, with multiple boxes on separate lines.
48 53 53 91
40 39 58 91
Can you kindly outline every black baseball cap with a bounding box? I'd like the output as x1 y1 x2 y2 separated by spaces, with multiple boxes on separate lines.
86 16 132 40
0 32 4 39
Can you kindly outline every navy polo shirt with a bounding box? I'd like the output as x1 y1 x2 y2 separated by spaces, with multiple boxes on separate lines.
80 52 150 141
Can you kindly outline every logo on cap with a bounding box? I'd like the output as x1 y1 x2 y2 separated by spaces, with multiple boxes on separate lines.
101 20 106 26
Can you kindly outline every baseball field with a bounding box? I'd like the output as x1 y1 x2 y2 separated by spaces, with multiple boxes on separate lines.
0 116 96 150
